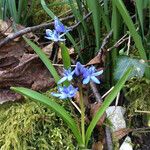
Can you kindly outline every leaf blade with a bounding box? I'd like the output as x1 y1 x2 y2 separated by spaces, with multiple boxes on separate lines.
85 67 133 146
11 87 83 145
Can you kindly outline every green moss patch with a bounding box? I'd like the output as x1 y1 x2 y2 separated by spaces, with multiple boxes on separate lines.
0 98 77 150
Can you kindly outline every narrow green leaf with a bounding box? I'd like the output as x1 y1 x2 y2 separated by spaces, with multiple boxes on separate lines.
85 67 133 146
7 0 18 23
0 0 3 19
135 0 144 37
99 4 110 32
112 0 150 78
11 87 83 145
24 37 60 83
111 2 122 74
59 42 71 69
87 0 101 52
41 0 55 18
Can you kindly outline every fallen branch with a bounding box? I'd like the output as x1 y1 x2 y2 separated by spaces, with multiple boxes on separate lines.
0 15 74 48
0 12 92 48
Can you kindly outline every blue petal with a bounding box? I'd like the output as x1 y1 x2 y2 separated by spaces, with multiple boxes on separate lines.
51 92 62 97
45 36 52 40
46 29 53 36
54 17 66 33
58 37 66 41
92 70 103 76
83 76 90 84
67 75 73 81
57 77 67 84
60 93 67 99
71 70 75 75
91 76 100 84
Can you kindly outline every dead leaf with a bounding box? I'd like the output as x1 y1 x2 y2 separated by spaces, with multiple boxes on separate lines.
86 55 101 66
42 42 54 56
58 47 75 60
0 90 22 104
92 141 104 150
0 19 12 35
113 128 132 140
0 28 54 103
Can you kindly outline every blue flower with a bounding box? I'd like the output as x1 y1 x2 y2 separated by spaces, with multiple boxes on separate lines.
54 17 70 33
82 66 103 84
74 62 86 76
58 68 75 84
45 29 66 42
51 85 78 99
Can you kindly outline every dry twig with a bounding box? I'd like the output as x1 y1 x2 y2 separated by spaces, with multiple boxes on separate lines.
0 12 92 48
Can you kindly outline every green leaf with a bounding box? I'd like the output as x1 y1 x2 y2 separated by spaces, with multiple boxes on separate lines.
87 0 101 51
59 42 71 69
112 0 150 78
41 0 55 18
24 37 60 83
85 67 133 146
7 0 18 23
11 87 83 146
114 56 146 80
135 0 144 37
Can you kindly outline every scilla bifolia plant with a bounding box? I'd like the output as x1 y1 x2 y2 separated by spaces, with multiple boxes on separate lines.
11 17 132 149
51 62 103 147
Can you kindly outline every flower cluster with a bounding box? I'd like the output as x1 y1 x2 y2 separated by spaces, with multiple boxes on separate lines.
51 85 78 99
45 17 70 42
51 62 103 99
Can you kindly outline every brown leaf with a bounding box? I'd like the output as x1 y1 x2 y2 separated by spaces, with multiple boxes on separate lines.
58 47 75 60
113 128 132 140
92 141 104 150
0 19 12 36
0 90 22 104
0 32 54 103
42 42 54 56
86 55 101 66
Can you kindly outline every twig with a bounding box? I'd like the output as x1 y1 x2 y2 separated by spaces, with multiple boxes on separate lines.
135 110 150 114
105 127 113 150
127 35 131 55
90 82 102 103
101 87 114 99
115 92 120 107
108 37 129 52
98 30 113 55
0 15 74 48
133 127 150 131
70 100 81 114
52 63 76 67
70 12 92 29
0 12 92 48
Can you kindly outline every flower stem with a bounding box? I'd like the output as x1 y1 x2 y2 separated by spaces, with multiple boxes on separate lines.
79 86 85 147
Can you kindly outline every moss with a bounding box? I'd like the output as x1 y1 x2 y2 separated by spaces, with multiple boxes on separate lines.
31 0 69 25
0 95 77 150
125 77 150 126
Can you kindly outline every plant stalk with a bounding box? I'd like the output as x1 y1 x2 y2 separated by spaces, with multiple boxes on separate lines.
79 85 85 147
